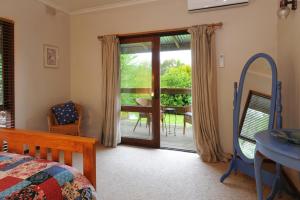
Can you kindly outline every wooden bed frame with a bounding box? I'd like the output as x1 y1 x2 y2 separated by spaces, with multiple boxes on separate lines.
0 128 97 188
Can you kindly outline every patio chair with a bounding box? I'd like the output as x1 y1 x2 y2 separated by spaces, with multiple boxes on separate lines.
48 103 82 136
133 98 165 134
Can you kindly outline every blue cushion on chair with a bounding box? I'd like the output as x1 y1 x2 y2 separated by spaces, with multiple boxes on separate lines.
52 101 79 125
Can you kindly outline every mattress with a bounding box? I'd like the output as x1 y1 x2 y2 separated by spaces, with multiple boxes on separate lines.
0 152 97 199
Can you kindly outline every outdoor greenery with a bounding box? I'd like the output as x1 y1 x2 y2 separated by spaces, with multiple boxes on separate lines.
120 54 192 107
120 54 152 106
160 63 191 106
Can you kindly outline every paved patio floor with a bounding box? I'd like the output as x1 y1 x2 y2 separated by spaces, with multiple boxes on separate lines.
121 119 196 151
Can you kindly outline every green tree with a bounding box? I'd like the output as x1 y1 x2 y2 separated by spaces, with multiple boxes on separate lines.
120 54 151 88
160 65 192 106
161 65 191 88
120 55 192 107
160 59 184 75
120 54 152 105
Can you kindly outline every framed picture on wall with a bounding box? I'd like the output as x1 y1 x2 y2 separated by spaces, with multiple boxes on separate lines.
44 44 59 68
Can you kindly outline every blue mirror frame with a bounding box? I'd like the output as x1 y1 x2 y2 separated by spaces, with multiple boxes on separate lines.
234 53 278 164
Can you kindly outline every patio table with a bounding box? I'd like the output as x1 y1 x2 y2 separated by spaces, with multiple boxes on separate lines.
163 108 177 136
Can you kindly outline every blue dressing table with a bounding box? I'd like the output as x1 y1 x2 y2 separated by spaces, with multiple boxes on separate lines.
255 129 300 200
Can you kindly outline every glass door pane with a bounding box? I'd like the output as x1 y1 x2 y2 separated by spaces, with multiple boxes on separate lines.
120 40 155 142
159 34 196 151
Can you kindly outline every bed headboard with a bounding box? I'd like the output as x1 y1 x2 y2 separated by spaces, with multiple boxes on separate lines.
0 128 97 188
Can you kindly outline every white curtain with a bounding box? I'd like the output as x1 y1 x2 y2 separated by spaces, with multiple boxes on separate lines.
99 35 121 147
188 25 228 162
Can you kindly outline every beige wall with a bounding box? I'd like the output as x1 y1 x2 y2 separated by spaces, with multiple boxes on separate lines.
278 6 300 189
0 0 71 131
278 7 300 129
70 0 278 152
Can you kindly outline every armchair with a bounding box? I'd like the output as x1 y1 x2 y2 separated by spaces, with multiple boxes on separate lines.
48 103 82 136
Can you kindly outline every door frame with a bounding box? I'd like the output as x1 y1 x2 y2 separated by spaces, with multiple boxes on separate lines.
119 30 190 148
120 36 161 148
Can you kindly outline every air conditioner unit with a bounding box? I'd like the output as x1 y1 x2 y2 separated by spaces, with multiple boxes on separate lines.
188 0 249 12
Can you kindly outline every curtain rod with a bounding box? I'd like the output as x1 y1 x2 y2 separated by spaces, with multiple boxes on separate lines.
97 22 223 40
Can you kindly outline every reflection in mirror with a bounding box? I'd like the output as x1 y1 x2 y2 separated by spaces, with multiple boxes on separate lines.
238 58 272 159
239 91 271 158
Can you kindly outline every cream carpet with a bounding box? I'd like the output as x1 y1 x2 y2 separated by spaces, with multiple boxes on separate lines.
74 145 291 200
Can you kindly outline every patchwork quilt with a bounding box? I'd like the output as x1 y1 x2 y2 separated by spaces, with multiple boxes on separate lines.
0 152 97 200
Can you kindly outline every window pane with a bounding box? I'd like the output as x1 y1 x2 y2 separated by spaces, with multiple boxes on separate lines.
159 34 195 151
0 20 14 128
0 25 3 106
160 34 192 107
120 42 152 106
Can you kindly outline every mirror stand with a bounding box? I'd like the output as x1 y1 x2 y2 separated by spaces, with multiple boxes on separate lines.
220 53 283 187
221 81 282 186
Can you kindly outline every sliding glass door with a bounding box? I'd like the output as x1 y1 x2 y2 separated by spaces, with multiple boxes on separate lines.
120 37 160 147
119 33 195 151
159 34 195 151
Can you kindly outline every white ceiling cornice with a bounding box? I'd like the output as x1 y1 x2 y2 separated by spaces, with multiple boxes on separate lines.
36 0 70 14
36 0 160 15
71 0 160 15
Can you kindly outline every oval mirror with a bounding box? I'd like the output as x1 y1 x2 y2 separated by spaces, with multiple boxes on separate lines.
235 54 277 162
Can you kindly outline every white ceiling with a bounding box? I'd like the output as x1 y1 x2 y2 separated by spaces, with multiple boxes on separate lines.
38 0 159 14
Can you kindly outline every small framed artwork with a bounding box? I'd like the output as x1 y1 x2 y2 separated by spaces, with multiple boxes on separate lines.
44 44 59 68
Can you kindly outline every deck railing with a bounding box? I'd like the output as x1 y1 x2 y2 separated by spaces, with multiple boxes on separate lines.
121 88 191 95
121 88 191 114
